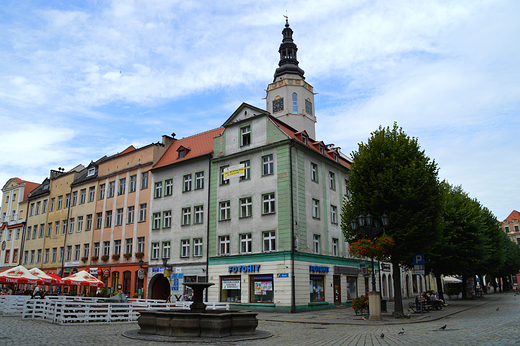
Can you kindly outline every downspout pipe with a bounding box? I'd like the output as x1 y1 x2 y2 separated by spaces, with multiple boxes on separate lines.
204 154 212 301
60 184 73 278
290 139 296 313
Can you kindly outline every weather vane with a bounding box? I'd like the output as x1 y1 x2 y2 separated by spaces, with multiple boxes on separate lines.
283 11 288 22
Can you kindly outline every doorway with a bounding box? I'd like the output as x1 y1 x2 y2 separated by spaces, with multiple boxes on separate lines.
333 275 341 305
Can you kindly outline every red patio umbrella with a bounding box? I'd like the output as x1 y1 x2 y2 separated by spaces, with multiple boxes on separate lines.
47 273 67 286
61 270 105 288
0 265 44 285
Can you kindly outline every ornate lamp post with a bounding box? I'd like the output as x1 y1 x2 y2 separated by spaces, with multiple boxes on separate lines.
351 212 389 320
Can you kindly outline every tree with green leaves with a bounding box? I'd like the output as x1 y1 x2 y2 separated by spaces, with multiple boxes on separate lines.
341 123 443 318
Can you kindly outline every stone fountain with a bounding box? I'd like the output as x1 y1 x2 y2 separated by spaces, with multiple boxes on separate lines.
137 282 258 338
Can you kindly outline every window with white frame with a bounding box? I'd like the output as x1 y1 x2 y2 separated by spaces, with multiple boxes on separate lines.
165 178 173 196
152 242 160 259
163 210 172 228
220 166 229 185
330 205 338 224
219 235 230 255
83 244 90 258
44 248 49 263
65 246 71 262
332 238 338 256
219 201 230 221
118 178 126 195
127 206 134 224
152 213 161 230
312 199 320 219
240 233 252 254
194 238 202 257
37 249 42 263
262 193 275 214
71 192 77 207
39 224 44 238
50 198 55 211
42 199 48 213
47 223 52 237
114 239 121 255
181 239 190 257
137 237 145 253
292 92 298 114
129 175 137 193
329 172 335 190
138 204 147 222
115 208 123 226
88 186 95 202
141 172 149 189
67 219 73 234
240 160 250 181
77 216 83 232
107 182 115 198
80 189 86 204
51 248 57 263
105 211 112 228
30 250 35 264
32 227 37 239
162 241 171 259
59 247 64 262
54 221 60 236
241 125 251 146
195 172 204 189
86 214 92 231
311 163 318 182
154 181 162 198
125 238 132 254
194 205 204 224
262 154 274 175
99 184 105 200
313 234 320 254
73 245 79 261
182 207 191 226
103 241 110 255
240 197 252 218
57 196 63 210
93 242 99 257
96 213 102 229
263 231 276 252
183 174 192 192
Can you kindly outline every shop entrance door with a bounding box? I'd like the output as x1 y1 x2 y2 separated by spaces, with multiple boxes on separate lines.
333 275 341 305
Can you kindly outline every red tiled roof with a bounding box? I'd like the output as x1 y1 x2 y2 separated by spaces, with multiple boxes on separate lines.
119 145 136 155
9 178 39 202
269 116 351 169
504 210 520 223
153 127 225 170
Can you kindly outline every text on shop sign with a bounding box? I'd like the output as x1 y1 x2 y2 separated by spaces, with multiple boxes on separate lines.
228 265 261 273
309 266 329 273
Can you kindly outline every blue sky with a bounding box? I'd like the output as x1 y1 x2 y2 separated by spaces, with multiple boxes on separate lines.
1 0 519 221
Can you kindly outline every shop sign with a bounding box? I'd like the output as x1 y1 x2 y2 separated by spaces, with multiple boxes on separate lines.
223 164 245 180
228 264 260 273
381 263 391 272
277 273 289 278
309 266 329 273
89 268 98 275
222 277 241 289
103 268 110 278
137 268 145 279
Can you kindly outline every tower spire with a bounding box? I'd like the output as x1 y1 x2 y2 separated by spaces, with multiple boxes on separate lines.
273 18 305 81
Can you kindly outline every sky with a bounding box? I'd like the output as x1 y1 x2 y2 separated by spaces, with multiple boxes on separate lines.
1 0 519 221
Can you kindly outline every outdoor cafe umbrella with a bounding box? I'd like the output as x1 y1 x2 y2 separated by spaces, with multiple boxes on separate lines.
29 268 60 285
443 276 462 284
47 273 67 285
0 265 43 285
61 270 105 288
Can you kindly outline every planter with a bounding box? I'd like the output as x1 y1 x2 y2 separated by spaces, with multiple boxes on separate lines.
135 252 145 259
112 254 120 260
101 255 109 262
81 257 88 263
123 253 132 259
91 256 99 261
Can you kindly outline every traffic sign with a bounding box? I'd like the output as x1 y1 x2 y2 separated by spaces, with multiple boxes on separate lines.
413 254 425 265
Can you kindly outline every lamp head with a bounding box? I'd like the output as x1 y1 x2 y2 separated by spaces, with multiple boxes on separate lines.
381 212 389 227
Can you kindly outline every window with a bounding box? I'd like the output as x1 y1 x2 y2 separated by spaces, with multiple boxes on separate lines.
162 241 171 259
80 189 86 204
77 216 83 232
65 193 70 208
37 249 42 263
313 234 320 254
118 178 126 195
220 201 230 221
61 220 67 235
163 210 172 228
183 174 192 192
240 197 252 218
88 186 96 203
71 191 77 206
50 198 55 212
54 221 60 236
38 224 44 238
105 211 112 228
262 193 275 214
108 181 115 198
152 213 161 230
93 243 99 257
141 172 149 189
240 233 252 254
69 218 74 234
195 172 204 189
240 160 250 181
137 237 145 253
139 204 147 222
86 214 92 231
330 205 338 224
114 239 121 255
30 250 35 264
125 238 132 255
12 249 18 263
122 207 133 226
154 181 162 198
96 213 102 229
319 145 324 154
74 245 80 261
103 241 110 256
59 247 64 262
182 208 191 226
65 246 71 262
4 250 10 264
292 92 298 114
16 228 21 240
332 238 338 256
312 199 320 219
515 225 519 232
99 184 105 200
115 208 123 226
220 166 229 185
505 226 510 232
23 251 28 265
305 99 313 115
152 243 159 259
329 172 336 190
302 134 308 145
219 235 230 255
26 226 31 240
30 203 34 216
83 243 90 258
42 199 48 213
165 179 173 195
51 248 57 263
181 239 190 257
263 231 276 252
87 168 96 176
194 206 204 224
129 175 137 193
311 163 318 182
194 238 202 257
262 155 274 175
241 125 251 146
57 196 63 210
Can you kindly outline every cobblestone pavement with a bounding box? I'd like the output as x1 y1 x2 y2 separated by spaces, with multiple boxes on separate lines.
0 292 519 346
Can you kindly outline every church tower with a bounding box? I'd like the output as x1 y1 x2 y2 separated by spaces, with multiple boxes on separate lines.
266 19 316 139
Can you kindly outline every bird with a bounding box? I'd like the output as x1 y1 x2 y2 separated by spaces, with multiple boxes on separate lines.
398 328 405 335
380 333 384 338
362 316 367 320
440 325 447 330
496 307 500 311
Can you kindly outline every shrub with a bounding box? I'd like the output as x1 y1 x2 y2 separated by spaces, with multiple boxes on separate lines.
352 295 369 314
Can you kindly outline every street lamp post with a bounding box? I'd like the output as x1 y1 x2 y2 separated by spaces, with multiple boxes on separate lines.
351 212 389 321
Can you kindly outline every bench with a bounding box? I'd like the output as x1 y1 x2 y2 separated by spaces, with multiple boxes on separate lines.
409 297 443 313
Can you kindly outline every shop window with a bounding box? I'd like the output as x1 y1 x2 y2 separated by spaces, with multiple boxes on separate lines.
346 276 358 300
310 275 325 302
250 275 274 303
220 276 241 302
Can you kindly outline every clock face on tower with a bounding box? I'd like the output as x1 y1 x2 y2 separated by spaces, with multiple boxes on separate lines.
273 97 284 113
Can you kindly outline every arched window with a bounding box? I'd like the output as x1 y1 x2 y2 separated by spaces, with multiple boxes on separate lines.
292 93 298 114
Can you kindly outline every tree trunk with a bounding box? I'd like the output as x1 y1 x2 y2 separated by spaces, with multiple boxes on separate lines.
435 273 444 301
392 261 404 318
461 276 467 299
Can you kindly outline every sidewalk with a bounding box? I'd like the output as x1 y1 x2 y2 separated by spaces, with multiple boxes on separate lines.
256 293 502 325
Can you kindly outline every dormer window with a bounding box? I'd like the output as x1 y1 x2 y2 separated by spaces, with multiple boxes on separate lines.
241 125 251 146
302 134 307 145
334 153 338 162
178 150 185 159
87 168 96 176
177 146 190 159
319 145 324 154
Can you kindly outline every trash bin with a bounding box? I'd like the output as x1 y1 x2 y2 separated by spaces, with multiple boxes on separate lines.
381 299 387 313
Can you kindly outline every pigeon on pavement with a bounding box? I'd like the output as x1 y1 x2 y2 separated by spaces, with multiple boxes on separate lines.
440 325 447 330
398 328 405 335
381 333 384 338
